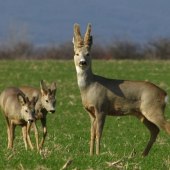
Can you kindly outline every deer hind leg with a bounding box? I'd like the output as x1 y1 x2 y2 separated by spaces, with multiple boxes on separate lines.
153 118 170 136
135 112 160 156
143 109 170 136
39 118 47 150
162 120 170 135
27 122 34 150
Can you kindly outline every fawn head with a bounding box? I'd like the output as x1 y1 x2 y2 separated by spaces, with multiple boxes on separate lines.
40 80 56 114
73 24 93 72
17 94 38 124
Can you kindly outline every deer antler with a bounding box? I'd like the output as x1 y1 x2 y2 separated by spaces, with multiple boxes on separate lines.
74 24 84 49
84 23 92 49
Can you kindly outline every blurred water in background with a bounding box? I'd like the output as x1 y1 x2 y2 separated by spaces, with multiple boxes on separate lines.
0 0 170 46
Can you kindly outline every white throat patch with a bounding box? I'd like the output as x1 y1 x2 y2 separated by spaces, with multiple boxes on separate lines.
76 66 89 74
76 66 89 87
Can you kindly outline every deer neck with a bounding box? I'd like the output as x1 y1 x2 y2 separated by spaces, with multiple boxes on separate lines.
76 65 94 90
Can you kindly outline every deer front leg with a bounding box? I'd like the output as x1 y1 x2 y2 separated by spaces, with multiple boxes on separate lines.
89 115 97 155
9 120 16 149
27 122 34 150
33 120 39 150
22 125 28 150
4 116 11 149
39 118 47 149
96 111 106 155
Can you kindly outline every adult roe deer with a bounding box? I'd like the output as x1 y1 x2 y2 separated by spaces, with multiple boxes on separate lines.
0 87 38 150
19 80 56 150
72 23 170 156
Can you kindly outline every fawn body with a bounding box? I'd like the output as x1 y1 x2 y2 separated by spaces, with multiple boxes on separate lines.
0 87 38 150
19 80 56 150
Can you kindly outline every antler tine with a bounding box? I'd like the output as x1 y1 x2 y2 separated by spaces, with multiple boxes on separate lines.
74 24 84 48
84 23 93 49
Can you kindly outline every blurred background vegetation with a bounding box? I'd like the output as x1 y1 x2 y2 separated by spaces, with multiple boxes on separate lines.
0 27 170 60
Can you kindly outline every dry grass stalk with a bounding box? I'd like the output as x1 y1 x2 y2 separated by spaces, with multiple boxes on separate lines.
128 149 137 158
20 163 25 170
60 158 73 170
106 149 137 169
106 159 123 169
7 154 14 160
35 165 50 170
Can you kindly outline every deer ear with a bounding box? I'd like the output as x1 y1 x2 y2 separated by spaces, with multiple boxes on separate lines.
31 95 39 106
40 80 48 95
51 82 56 96
17 94 26 106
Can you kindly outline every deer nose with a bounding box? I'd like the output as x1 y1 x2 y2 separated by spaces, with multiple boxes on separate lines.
49 110 55 114
79 61 87 66
28 119 34 124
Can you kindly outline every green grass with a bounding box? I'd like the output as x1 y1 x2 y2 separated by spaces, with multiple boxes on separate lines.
0 60 170 169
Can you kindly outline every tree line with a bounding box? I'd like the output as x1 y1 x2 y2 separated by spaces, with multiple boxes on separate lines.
0 36 170 60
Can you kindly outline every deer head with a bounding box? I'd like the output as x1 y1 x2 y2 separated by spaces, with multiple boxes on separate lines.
18 95 38 124
73 24 93 72
40 80 56 114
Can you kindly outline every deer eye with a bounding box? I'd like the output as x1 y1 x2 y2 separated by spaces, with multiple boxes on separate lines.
76 53 79 56
46 100 49 103
86 53 89 56
25 110 28 112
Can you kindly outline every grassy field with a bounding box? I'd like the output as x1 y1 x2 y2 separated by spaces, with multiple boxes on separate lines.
0 60 170 169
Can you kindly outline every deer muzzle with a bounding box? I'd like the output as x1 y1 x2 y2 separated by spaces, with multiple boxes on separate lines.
28 119 34 124
79 61 87 66
49 110 55 114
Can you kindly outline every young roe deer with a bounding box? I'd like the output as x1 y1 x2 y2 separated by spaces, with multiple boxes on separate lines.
72 23 170 156
0 87 38 150
19 80 56 150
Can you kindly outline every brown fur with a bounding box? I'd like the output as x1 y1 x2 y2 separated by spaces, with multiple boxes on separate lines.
73 23 170 156
0 87 38 150
19 80 56 150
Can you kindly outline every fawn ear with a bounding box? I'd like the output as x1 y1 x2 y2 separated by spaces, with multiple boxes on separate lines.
17 94 26 106
40 80 48 95
31 95 39 106
51 82 56 96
